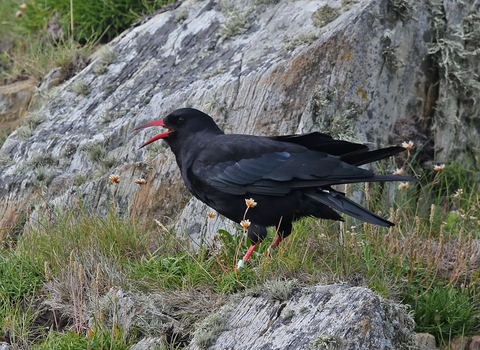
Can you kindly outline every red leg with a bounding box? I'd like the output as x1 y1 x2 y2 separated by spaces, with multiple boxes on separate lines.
243 244 257 263
237 244 257 268
267 236 283 257
271 236 283 248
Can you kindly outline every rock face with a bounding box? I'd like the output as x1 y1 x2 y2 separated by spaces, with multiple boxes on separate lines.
188 284 417 350
0 0 479 236
45 284 417 350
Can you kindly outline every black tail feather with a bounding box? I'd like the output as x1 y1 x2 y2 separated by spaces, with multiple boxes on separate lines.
342 146 405 166
370 174 419 183
271 132 369 157
305 190 394 227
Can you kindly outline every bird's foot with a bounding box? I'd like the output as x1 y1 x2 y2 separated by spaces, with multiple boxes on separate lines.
266 237 283 257
266 247 274 258
271 236 283 249
239 244 258 268
237 260 245 269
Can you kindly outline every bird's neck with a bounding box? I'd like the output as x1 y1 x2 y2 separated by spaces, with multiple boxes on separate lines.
169 129 224 171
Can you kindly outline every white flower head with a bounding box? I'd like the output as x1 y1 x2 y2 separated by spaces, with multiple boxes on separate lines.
434 164 445 172
245 198 257 208
240 219 251 229
402 141 414 150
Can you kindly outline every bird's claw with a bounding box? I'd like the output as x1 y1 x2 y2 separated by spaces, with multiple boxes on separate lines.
237 260 245 269
266 246 276 258
266 247 272 258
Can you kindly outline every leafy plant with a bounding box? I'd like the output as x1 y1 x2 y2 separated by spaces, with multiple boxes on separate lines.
0 252 44 346
406 284 479 344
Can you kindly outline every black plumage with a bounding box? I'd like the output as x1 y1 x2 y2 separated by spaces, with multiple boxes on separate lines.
134 108 416 264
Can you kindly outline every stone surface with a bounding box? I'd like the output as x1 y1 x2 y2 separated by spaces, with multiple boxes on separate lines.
129 337 166 350
39 283 417 349
188 284 417 350
451 336 470 350
416 332 438 350
79 287 225 349
91 287 182 338
467 335 480 350
0 0 479 239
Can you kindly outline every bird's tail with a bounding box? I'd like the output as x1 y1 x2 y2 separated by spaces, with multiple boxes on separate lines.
341 146 405 166
305 189 394 227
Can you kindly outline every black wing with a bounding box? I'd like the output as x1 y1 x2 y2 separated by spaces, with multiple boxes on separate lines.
190 134 408 196
271 132 405 166
271 132 368 157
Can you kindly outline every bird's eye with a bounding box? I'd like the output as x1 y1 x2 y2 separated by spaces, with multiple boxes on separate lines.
177 117 185 124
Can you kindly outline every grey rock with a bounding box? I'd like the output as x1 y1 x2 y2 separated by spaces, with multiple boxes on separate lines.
450 336 470 350
174 197 238 249
416 332 438 350
92 287 181 338
130 337 166 350
188 284 417 350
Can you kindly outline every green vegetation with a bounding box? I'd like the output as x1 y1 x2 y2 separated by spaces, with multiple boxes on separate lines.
218 8 251 40
69 80 91 96
193 307 231 349
1 149 479 348
265 278 298 303
93 46 118 75
0 0 175 82
310 334 345 350
311 5 340 28
0 130 9 148
283 32 319 51
3 0 174 43
33 328 134 350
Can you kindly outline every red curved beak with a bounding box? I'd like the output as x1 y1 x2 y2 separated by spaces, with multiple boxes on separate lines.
132 120 173 149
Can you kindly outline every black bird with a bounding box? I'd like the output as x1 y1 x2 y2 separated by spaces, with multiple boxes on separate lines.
133 108 415 266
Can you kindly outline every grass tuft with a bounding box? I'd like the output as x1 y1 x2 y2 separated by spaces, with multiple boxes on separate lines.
193 307 231 349
218 9 251 40
283 33 319 51
311 6 339 28
93 46 118 75
70 80 91 96
174 8 189 23
265 278 298 303
310 334 345 350
0 153 15 167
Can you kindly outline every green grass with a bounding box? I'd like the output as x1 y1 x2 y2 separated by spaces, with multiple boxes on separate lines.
1 152 480 348
33 327 134 350
5 0 175 43
407 283 479 343
0 0 176 82
0 252 45 346
0 253 44 302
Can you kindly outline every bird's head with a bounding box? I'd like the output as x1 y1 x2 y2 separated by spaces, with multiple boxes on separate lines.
133 108 223 149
